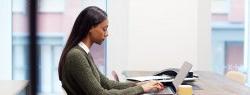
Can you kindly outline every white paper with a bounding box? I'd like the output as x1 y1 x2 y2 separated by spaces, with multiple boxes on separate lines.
126 75 172 81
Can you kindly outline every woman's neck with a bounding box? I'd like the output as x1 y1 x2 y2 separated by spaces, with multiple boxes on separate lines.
82 37 93 49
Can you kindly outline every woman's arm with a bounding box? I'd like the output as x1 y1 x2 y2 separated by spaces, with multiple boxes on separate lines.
66 50 144 95
99 71 138 89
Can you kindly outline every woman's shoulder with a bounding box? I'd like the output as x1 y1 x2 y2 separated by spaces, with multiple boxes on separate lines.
64 46 89 71
66 46 87 59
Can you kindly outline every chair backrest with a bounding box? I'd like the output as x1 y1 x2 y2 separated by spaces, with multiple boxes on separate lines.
112 70 120 82
62 87 67 95
225 71 246 84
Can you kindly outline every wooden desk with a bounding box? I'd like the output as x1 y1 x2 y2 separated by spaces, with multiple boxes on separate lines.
0 80 29 95
122 71 250 95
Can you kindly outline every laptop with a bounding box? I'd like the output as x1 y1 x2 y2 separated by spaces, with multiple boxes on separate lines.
148 62 193 95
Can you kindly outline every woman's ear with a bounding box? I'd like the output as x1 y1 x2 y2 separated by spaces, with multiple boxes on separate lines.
89 27 94 33
89 26 96 33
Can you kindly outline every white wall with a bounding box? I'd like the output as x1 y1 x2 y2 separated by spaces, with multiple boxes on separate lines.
107 0 211 78
107 0 129 78
0 0 12 79
197 0 212 71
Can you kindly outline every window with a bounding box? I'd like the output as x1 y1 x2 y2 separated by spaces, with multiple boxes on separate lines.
11 0 108 94
211 0 249 85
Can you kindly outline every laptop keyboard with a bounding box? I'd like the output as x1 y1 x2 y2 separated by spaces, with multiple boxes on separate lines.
152 87 174 94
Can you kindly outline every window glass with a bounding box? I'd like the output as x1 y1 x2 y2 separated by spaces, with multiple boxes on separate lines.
211 0 246 78
12 0 107 94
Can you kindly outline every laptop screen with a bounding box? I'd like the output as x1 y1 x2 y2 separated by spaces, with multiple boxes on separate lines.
172 62 193 90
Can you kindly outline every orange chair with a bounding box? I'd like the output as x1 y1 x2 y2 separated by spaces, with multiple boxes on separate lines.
225 71 246 84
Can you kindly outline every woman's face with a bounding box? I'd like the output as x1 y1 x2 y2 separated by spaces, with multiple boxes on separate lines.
89 19 109 44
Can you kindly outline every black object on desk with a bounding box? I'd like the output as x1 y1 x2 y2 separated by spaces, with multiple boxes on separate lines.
153 68 195 78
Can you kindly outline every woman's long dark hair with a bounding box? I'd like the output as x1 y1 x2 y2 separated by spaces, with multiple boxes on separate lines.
58 6 107 81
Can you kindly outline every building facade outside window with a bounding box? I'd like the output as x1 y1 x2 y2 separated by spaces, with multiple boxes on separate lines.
12 0 107 94
211 0 250 85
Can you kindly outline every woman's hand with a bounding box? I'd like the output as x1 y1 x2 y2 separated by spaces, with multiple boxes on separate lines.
140 80 164 93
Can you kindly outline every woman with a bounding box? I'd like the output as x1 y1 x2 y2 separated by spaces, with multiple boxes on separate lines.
58 6 164 95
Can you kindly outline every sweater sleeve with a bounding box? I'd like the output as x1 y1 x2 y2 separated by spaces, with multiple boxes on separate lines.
67 50 144 95
99 71 139 89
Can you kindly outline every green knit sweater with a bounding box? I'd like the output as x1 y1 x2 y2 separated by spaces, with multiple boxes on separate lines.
61 46 144 95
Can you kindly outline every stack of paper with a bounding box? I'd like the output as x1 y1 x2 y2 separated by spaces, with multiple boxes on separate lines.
126 75 172 82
